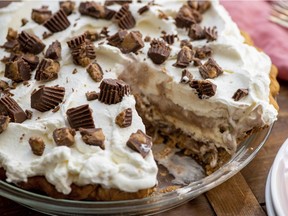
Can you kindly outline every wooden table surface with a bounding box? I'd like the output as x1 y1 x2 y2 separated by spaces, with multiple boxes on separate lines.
0 81 287 216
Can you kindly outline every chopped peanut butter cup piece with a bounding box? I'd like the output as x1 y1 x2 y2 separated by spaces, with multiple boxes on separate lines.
0 96 27 123
188 24 205 40
115 108 132 128
44 9 70 33
232 89 249 101
105 0 132 6
22 53 40 71
45 40 62 60
99 79 130 105
180 69 193 84
188 0 211 13
161 34 176 45
180 39 193 50
31 7 52 24
107 29 128 47
67 33 87 49
199 58 223 79
115 4 136 29
120 31 144 54
35 58 60 82
71 42 96 67
0 80 9 92
60 1 75 16
194 46 212 59
66 104 95 130
127 130 152 158
53 128 76 147
0 115 10 134
175 5 202 29
86 91 99 101
138 5 149 15
173 46 194 68
31 86 65 112
204 26 218 42
79 128 105 149
87 62 103 82
29 137 45 156
6 28 18 41
5 58 31 82
79 2 106 19
85 30 102 42
18 31 45 54
148 39 171 65
190 79 217 99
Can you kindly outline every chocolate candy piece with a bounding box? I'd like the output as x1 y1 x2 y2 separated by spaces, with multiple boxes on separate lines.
87 62 103 82
204 26 218 42
173 46 194 68
79 128 105 149
66 104 95 130
45 40 62 60
31 86 65 112
71 42 96 67
180 69 193 84
115 4 136 29
190 79 217 99
59 1 75 16
99 79 130 105
161 34 176 45
22 53 40 71
67 33 86 49
35 58 60 82
188 24 205 40
85 91 99 101
5 58 31 82
120 31 144 54
232 89 249 101
107 29 128 47
194 46 212 59
31 7 52 24
199 58 223 79
53 128 76 147
0 115 10 134
0 80 9 92
44 9 70 33
175 5 202 29
6 28 18 41
79 2 106 18
180 39 193 49
188 0 211 14
126 130 152 158
18 31 46 54
115 108 132 128
104 0 132 6
138 5 149 15
0 96 27 123
29 137 45 156
148 39 171 65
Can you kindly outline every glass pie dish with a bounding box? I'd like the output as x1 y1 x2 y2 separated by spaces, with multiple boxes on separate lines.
0 125 273 216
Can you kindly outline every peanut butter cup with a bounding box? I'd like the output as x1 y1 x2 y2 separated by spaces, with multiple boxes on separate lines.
44 9 70 33
53 128 76 147
115 4 136 29
115 108 132 128
66 104 95 129
148 39 171 65
18 31 45 54
0 96 27 123
127 130 152 158
79 128 105 149
35 58 60 82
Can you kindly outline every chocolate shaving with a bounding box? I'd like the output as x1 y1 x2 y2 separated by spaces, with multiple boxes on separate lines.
148 39 171 65
53 128 76 147
87 62 103 82
0 115 10 134
115 108 132 128
31 86 65 112
67 33 87 49
173 46 194 68
138 5 149 15
5 58 32 82
188 0 211 14
188 24 205 40
175 5 202 29
0 96 27 123
194 46 212 59
199 58 223 79
45 40 62 60
31 7 52 24
44 9 70 33
18 31 46 54
86 91 99 101
105 0 132 6
71 42 96 67
35 58 60 82
126 130 152 158
79 2 106 19
22 53 40 71
144 36 151 42
204 26 218 42
21 18 29 26
99 79 130 105
25 110 33 119
115 4 136 29
232 89 249 101
180 69 193 83
190 79 217 99
29 137 45 156
79 128 105 149
66 104 95 129
161 34 176 45
42 32 53 40
60 1 75 16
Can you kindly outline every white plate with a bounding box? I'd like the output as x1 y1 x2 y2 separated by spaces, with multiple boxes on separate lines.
271 139 288 216
265 168 276 216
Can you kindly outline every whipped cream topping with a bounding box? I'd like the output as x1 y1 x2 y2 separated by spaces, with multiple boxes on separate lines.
0 0 278 194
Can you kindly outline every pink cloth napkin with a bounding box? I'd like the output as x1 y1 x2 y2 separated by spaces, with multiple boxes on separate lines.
221 0 288 81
